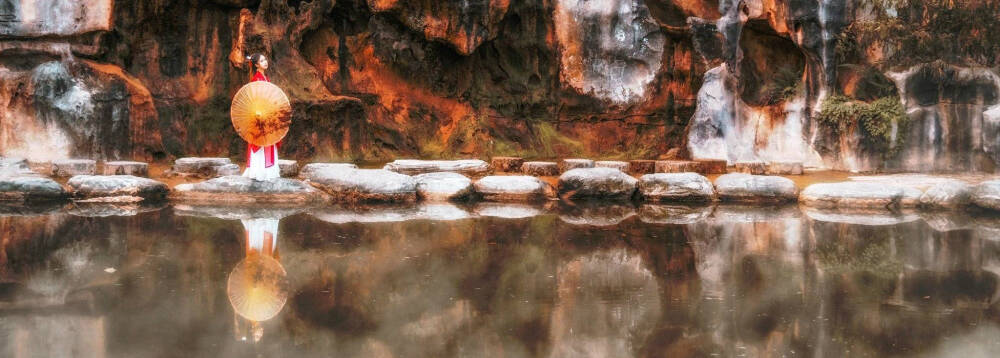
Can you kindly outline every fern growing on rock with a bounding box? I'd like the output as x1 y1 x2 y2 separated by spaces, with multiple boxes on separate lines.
817 95 909 158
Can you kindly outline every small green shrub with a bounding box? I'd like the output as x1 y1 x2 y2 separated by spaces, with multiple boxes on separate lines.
817 95 909 158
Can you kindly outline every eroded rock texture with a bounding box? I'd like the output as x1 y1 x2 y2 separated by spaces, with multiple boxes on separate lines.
0 0 997 173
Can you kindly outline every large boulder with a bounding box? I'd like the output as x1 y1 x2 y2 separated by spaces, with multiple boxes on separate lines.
173 176 330 205
0 176 68 202
473 176 554 202
557 168 638 201
973 180 1000 211
304 168 417 203
414 172 474 201
800 182 922 209
67 175 168 201
714 173 797 203
639 173 715 202
383 159 490 176
919 180 973 209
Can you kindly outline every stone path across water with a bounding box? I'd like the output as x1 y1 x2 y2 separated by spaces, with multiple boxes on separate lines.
2 156 1000 214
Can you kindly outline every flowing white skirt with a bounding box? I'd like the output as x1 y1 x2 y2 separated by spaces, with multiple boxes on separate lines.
242 146 281 181
241 218 279 255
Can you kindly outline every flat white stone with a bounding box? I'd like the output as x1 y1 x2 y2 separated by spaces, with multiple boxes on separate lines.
414 172 474 201
474 176 553 201
558 167 638 200
383 159 490 176
639 173 714 202
714 173 797 202
800 181 922 209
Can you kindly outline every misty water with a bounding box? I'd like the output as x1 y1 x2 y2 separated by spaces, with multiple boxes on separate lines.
1 202 999 357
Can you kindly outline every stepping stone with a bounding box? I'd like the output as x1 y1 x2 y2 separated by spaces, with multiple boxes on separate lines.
594 161 629 171
278 160 299 177
522 161 559 176
628 160 656 175
765 161 803 175
920 180 973 209
733 161 766 175
102 161 149 176
800 181 922 209
414 172 474 201
972 180 1000 211
171 157 235 178
655 160 700 173
490 157 524 173
52 159 96 177
639 173 715 202
383 159 490 176
695 159 728 174
0 176 68 201
474 176 554 201
304 167 417 203
299 163 357 178
557 168 638 201
68 175 169 201
714 173 797 203
173 176 330 205
559 159 594 173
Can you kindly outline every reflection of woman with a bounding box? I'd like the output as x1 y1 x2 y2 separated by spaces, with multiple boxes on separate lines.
242 53 281 181
229 217 287 343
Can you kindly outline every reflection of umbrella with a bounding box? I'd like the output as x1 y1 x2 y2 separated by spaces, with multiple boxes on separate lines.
230 81 291 147
227 253 289 322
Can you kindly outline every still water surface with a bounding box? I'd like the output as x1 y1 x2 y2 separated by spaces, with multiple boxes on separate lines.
1 202 999 357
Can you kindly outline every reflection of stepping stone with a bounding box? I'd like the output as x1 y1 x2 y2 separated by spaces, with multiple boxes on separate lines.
522 161 558 176
173 176 331 205
52 159 96 177
102 161 149 176
68 175 169 202
383 159 490 176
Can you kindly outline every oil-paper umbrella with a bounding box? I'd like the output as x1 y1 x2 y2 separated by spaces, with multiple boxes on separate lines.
227 253 289 322
230 81 291 147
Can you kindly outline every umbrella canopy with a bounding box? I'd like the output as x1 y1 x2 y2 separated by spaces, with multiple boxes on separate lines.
227 253 289 322
230 81 291 147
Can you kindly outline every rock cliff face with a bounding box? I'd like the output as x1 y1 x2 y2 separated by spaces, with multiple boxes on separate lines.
0 0 997 172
